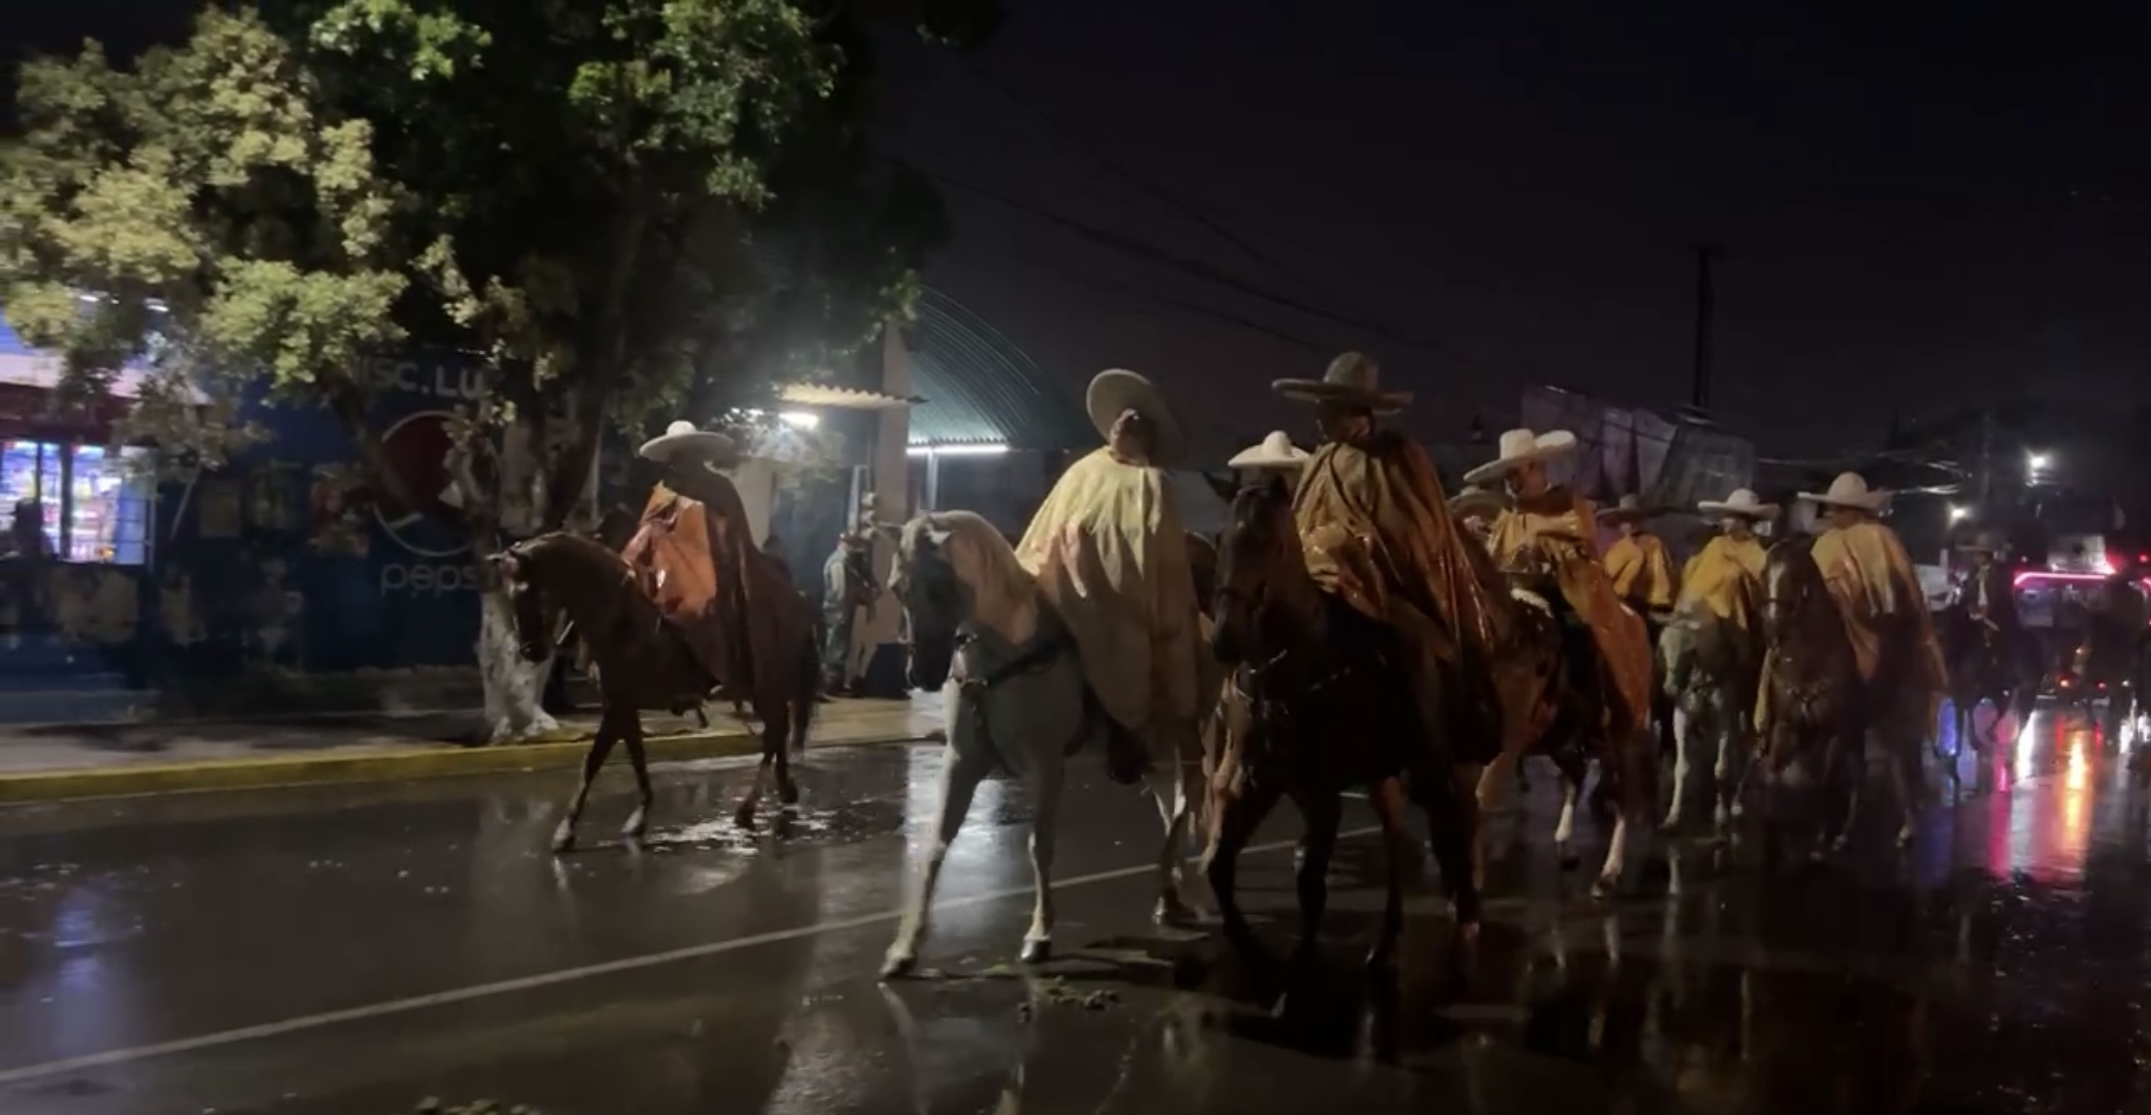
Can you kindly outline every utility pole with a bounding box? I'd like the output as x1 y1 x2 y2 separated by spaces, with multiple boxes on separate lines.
1690 243 1724 410
1977 404 1995 510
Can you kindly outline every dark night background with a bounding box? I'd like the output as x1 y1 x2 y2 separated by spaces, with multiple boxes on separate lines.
9 0 2151 463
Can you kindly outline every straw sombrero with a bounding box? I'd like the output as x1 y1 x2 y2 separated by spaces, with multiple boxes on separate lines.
1228 430 1310 471
1696 488 1778 519
1449 484 1510 518
1272 351 1412 415
1461 427 1578 487
1597 493 1671 526
1087 368 1187 468
638 420 741 468
1798 472 1890 512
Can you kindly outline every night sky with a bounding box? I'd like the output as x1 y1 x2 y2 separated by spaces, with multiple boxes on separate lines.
11 1 2151 461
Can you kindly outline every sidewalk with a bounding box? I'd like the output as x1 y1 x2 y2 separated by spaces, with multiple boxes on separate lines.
0 692 946 804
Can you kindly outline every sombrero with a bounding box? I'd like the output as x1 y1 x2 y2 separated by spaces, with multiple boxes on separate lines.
1696 488 1778 519
1228 430 1310 471
1087 368 1187 468
1461 427 1578 487
1797 472 1890 512
1272 351 1412 414
1449 484 1510 518
638 420 741 468
1597 493 1671 525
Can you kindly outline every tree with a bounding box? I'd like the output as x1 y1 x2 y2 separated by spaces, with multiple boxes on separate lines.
1 0 981 740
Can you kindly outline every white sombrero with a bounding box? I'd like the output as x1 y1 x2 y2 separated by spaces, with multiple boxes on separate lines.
1449 484 1509 518
638 420 741 468
1797 471 1890 512
1696 488 1778 519
1087 368 1187 468
1272 351 1412 415
1228 430 1310 471
1462 427 1578 487
1597 493 1672 525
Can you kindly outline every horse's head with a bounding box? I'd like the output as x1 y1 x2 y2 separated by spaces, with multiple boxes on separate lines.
1212 473 1298 666
485 543 552 663
885 517 966 690
1760 535 1825 646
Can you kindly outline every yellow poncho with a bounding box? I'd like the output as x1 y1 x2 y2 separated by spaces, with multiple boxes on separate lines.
1015 448 1202 742
1487 489 1654 739
1606 533 1679 612
1678 535 1767 631
1766 519 1945 734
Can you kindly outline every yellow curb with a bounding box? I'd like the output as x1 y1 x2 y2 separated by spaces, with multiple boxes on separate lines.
0 731 921 805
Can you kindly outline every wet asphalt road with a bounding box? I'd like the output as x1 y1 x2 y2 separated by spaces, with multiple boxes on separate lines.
0 705 2149 1114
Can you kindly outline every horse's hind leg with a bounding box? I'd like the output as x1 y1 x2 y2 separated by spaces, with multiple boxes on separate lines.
1145 749 1199 926
1593 730 1650 900
1289 791 1344 968
619 711 655 842
1708 696 1742 836
551 710 621 854
769 703 800 806
1662 700 1696 832
1020 757 1067 965
882 745 990 979
1204 778 1281 956
1426 765 1483 937
1553 751 1587 870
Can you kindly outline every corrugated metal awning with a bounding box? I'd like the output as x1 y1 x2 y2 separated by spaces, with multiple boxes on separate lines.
777 383 916 410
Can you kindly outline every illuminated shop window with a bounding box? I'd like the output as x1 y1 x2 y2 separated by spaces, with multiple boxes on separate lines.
0 440 152 565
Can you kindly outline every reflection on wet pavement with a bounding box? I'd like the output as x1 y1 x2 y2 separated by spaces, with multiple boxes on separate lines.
3 703 2151 1113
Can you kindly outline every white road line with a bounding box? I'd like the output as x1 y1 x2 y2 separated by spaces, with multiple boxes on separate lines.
0 825 1377 1087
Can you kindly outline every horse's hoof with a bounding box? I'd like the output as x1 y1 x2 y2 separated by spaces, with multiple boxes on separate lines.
1730 802 1746 820
733 805 757 830
1830 834 1850 852
550 827 576 855
1364 947 1398 979
1155 895 1199 927
1660 815 1682 834
1557 848 1581 872
621 810 648 842
1591 875 1619 901
778 781 801 807
1896 828 1914 848
880 950 919 980
1018 938 1052 966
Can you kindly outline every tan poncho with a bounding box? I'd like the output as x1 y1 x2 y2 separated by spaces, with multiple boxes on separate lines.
1811 521 1946 698
1678 535 1767 632
1015 448 1201 741
1291 431 1503 658
1606 533 1679 612
1487 488 1654 739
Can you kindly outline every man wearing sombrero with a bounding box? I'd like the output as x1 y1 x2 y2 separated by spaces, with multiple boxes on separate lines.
1783 472 1947 751
1465 427 1654 748
1601 495 1680 624
625 420 808 703
1273 352 1504 763
1015 369 1202 786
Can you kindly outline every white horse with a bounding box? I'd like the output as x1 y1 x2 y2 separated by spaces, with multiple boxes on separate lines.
1658 600 1761 841
880 511 1205 978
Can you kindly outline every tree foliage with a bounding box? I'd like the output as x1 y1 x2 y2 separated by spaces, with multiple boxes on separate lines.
3 0 972 528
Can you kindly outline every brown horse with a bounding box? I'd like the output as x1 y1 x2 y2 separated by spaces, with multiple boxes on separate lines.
1205 476 1482 974
1745 534 1863 857
490 532 818 851
1934 603 2020 757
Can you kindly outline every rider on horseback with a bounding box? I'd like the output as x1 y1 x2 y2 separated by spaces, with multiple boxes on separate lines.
1779 472 1947 744
1682 488 1773 621
1953 531 2034 684
1466 428 1656 745
1014 369 1202 785
1271 352 1505 762
1601 495 1680 627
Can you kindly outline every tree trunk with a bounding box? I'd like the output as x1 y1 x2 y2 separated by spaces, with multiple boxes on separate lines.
476 585 560 743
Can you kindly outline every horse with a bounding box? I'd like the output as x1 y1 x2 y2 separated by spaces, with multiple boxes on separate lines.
1205 475 1482 972
490 532 817 852
879 510 1205 978
1467 541 1654 898
1934 603 2018 757
1658 597 1763 836
1744 535 1865 856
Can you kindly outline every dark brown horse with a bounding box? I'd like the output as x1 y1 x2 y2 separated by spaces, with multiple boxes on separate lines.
1746 534 1863 857
490 532 818 851
1935 603 2020 757
1205 475 1481 974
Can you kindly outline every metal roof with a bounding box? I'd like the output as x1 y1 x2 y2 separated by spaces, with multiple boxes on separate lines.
907 287 1090 449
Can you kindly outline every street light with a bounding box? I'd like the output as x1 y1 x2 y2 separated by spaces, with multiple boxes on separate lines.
2028 451 2052 473
1948 505 1970 523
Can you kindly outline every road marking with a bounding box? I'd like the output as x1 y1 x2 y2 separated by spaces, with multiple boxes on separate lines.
0 825 1377 1087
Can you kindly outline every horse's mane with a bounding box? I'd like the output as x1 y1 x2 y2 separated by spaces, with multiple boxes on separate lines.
907 510 1041 643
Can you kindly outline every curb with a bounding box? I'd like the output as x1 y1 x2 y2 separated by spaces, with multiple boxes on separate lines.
0 730 926 806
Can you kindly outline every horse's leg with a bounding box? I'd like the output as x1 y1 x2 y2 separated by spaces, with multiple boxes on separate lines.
550 706 621 854
1204 777 1281 955
1593 729 1648 899
1827 724 1864 853
1885 718 1918 848
1553 753 1586 870
1020 756 1067 965
1709 692 1741 837
769 698 800 807
1662 698 1695 832
1145 745 1198 926
1365 776 1412 974
881 744 990 978
619 708 655 842
1290 791 1344 969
